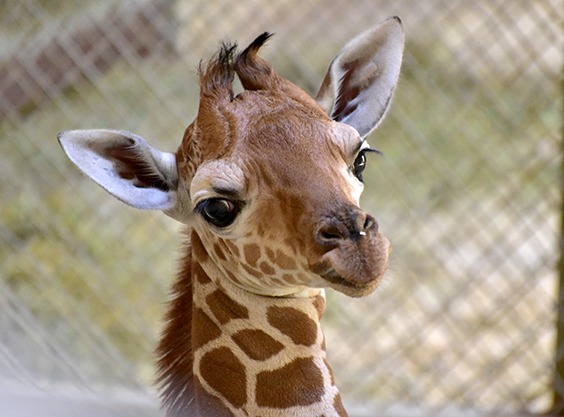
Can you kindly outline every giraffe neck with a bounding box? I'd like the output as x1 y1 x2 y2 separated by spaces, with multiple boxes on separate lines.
158 233 349 417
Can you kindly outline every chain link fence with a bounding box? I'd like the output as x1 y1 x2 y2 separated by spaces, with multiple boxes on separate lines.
1 0 561 416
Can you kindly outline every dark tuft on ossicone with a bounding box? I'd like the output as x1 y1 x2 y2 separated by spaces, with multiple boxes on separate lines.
236 32 274 64
218 41 238 72
234 32 279 91
198 41 238 99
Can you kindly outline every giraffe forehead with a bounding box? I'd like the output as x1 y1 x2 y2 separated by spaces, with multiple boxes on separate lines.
185 87 364 196
190 160 246 204
189 123 360 208
239 111 361 163
234 131 360 204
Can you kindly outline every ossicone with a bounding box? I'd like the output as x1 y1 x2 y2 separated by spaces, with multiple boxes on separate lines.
198 41 237 101
234 32 282 92
198 33 281 101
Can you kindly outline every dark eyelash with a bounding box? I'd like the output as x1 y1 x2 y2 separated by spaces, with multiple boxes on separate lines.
362 147 383 157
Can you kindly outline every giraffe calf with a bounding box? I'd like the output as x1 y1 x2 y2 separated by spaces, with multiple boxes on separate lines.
59 17 404 417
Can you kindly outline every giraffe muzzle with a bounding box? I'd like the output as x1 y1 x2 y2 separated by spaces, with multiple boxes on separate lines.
312 207 390 297
315 209 378 247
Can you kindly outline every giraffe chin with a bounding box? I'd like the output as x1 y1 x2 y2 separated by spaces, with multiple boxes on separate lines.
313 234 390 297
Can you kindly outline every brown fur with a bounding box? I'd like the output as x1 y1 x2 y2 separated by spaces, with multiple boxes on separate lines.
157 239 197 417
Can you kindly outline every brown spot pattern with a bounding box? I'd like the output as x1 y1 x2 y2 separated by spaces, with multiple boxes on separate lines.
199 347 247 408
242 263 262 278
275 249 297 270
192 308 222 350
224 239 240 257
193 262 211 285
312 294 326 319
213 242 227 261
284 237 305 254
256 357 324 407
194 378 234 417
225 270 242 285
243 243 261 267
232 329 285 361
259 261 276 275
265 246 276 262
333 393 348 417
271 277 286 287
267 306 318 346
206 289 249 325
281 273 299 285
191 231 209 263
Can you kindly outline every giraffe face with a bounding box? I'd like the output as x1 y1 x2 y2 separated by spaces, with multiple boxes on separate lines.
185 86 390 298
59 24 402 299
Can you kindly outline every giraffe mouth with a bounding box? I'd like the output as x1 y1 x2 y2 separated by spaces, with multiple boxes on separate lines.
311 255 386 297
320 268 367 289
318 267 384 297
312 233 390 297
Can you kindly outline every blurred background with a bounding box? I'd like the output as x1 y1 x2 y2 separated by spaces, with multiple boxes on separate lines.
0 0 561 416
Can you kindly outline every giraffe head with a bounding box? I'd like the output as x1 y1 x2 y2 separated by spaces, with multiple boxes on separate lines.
58 18 404 298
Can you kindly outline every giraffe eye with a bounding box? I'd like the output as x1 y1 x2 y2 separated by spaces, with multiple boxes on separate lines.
197 198 240 228
352 148 380 182
353 151 367 181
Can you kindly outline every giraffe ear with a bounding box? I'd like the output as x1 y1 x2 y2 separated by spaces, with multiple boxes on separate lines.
315 17 405 138
58 129 178 210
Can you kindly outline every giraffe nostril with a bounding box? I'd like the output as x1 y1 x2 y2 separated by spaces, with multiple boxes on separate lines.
320 229 342 241
316 223 346 247
316 208 377 247
363 214 378 233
